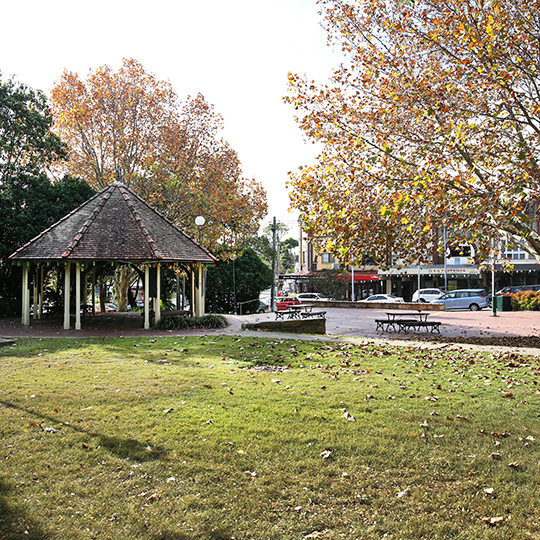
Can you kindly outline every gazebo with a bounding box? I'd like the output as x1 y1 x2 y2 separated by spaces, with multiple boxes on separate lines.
9 181 216 330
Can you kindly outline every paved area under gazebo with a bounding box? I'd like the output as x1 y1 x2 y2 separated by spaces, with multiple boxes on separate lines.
9 182 215 331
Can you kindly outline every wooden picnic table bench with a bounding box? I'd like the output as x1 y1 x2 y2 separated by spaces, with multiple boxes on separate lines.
300 310 326 319
376 311 441 334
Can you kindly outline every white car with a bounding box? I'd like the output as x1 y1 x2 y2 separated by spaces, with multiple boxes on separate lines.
364 294 404 303
297 293 330 302
412 288 444 303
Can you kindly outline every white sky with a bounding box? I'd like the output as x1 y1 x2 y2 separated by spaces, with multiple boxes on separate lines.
1 0 339 233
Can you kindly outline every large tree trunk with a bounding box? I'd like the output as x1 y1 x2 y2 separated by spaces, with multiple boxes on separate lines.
113 266 138 312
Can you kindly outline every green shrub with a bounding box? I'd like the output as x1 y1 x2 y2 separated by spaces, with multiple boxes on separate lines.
511 290 540 311
155 314 228 330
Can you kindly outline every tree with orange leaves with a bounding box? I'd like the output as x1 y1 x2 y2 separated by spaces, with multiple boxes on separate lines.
286 0 540 266
51 58 266 253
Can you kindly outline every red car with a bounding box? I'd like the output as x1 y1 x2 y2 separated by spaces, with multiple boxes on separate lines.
275 296 301 311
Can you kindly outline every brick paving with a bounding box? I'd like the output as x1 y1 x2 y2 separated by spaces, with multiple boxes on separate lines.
1 306 539 342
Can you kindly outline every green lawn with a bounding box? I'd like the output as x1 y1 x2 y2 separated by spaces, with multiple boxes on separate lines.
1 335 540 539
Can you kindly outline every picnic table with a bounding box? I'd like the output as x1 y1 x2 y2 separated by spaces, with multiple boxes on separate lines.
275 304 326 320
375 311 441 334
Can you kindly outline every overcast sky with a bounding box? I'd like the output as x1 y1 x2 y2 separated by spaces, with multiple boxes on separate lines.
1 0 339 232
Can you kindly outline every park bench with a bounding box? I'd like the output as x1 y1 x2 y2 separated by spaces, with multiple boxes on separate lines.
395 320 441 334
275 310 300 320
300 311 326 319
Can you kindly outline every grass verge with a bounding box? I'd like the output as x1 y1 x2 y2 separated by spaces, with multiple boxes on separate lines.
1 335 540 539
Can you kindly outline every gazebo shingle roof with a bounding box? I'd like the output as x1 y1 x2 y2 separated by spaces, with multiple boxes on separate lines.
9 182 215 263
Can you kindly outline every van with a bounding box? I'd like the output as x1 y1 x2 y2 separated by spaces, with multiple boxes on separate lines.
431 289 489 311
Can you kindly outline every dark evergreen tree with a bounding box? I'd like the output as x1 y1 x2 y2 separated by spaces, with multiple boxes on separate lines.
205 248 273 314
0 74 95 314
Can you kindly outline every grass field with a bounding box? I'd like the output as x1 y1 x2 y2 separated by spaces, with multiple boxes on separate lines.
1 335 540 539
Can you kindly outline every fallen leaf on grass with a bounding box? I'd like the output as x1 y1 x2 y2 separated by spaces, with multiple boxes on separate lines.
482 516 504 525
320 448 332 459
490 453 501 459
244 471 257 477
44 427 59 433
163 408 174 414
508 461 519 468
419 421 429 428
237 450 247 455
342 411 355 422
484 488 495 495
397 488 411 498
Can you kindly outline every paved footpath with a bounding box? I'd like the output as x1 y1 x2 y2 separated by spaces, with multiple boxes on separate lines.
1 307 540 355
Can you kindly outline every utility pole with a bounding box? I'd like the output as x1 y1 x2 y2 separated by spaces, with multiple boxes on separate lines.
491 236 498 317
351 264 355 302
270 217 277 312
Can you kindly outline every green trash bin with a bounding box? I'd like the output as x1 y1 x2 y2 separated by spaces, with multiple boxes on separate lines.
496 295 512 311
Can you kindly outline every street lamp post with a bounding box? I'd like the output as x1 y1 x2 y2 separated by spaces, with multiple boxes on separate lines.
195 215 205 244
232 255 237 315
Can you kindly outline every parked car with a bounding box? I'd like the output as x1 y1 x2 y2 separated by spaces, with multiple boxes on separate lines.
412 288 444 303
297 293 330 302
275 296 301 310
431 289 489 311
364 294 404 303
258 301 269 313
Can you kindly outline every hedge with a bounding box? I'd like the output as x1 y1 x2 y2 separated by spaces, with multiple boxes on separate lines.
511 291 540 311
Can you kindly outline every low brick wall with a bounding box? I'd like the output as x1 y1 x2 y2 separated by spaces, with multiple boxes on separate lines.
242 318 326 335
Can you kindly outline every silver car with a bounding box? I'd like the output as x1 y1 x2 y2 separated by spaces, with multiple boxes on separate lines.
431 289 489 311
297 293 330 302
412 288 444 303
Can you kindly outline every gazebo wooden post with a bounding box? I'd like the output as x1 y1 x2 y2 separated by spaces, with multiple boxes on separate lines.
195 262 205 317
155 263 161 325
39 265 44 319
75 262 81 331
32 267 38 320
64 262 71 330
190 265 196 317
21 262 30 326
92 267 96 315
144 264 150 330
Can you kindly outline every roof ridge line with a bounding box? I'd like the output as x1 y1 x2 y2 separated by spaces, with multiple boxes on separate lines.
119 185 164 259
121 185 214 258
61 185 115 258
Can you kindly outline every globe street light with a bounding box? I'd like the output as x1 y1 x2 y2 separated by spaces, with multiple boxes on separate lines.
195 216 205 244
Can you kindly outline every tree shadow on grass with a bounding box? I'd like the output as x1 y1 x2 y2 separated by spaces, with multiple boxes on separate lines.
0 478 49 540
145 528 232 540
0 400 166 463
98 434 166 462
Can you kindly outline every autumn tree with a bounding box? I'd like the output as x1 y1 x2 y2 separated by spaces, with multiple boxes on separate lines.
285 0 540 266
52 58 267 309
51 58 267 253
139 93 267 253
